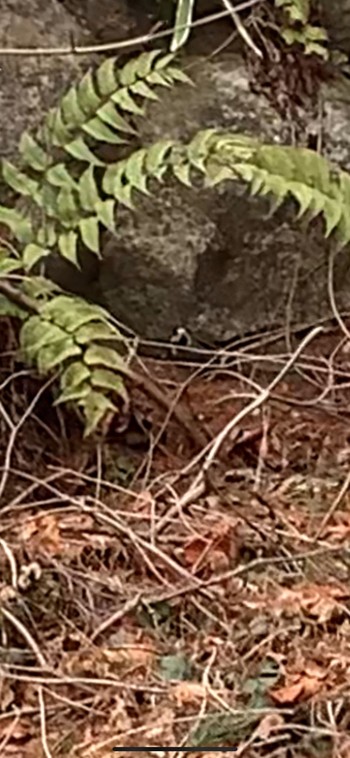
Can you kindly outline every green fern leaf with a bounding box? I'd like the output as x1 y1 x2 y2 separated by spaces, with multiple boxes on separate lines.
163 66 192 84
74 321 118 344
91 368 127 398
134 50 162 77
187 129 217 172
42 296 107 330
61 87 87 126
18 133 50 172
145 140 175 177
55 381 91 404
37 338 82 373
79 391 116 437
78 166 100 212
58 231 79 266
97 102 136 133
22 243 48 271
336 213 350 247
60 361 91 390
84 344 127 372
64 137 105 165
46 108 73 146
2 160 38 197
77 70 101 114
57 187 79 224
124 149 149 194
111 89 144 115
130 80 159 101
83 117 126 144
146 71 172 87
79 216 100 254
172 160 192 187
37 223 57 248
0 207 33 243
46 164 77 190
96 57 119 97
0 249 22 276
102 161 126 195
119 58 141 86
95 199 115 230
20 317 66 360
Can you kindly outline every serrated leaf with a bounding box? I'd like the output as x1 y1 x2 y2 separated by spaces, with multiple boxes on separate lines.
124 149 149 193
61 86 87 126
46 163 77 190
83 117 126 144
96 56 118 96
2 160 38 197
145 140 174 176
111 89 144 115
77 70 101 113
78 165 100 212
18 133 50 172
95 199 115 230
23 244 48 271
58 231 79 266
170 0 195 52
84 344 128 372
64 137 105 166
37 338 82 373
79 391 116 437
130 80 159 101
97 101 135 133
79 216 100 254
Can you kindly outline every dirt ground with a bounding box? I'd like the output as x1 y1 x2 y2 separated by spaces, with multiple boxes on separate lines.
1 318 350 757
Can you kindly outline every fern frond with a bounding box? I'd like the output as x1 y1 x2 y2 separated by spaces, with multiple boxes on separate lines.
0 51 190 267
19 295 129 436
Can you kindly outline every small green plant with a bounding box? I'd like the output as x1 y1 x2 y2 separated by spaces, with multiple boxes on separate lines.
169 0 328 58
0 50 348 435
276 0 328 58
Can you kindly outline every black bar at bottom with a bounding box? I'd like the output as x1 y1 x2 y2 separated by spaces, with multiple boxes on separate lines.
112 748 238 752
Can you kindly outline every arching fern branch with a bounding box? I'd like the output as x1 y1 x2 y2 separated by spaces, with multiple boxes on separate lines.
0 50 190 270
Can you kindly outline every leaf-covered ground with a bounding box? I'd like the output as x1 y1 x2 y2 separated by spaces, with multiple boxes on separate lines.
1 320 350 757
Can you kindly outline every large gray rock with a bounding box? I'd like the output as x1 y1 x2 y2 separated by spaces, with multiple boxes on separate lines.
2 0 350 345
0 0 94 161
97 55 350 342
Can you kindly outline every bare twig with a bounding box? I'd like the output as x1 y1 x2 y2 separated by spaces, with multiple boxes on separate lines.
177 326 323 508
0 0 262 56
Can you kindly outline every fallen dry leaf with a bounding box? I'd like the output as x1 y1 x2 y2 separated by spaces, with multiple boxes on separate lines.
171 681 206 706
